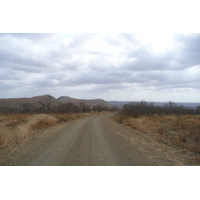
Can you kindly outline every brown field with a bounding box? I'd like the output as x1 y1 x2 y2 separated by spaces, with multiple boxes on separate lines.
114 114 200 154
0 112 102 148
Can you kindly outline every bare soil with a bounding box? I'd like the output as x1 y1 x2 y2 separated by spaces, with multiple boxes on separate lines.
0 114 199 166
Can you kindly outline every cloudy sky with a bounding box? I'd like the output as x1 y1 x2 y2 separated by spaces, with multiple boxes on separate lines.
0 33 200 102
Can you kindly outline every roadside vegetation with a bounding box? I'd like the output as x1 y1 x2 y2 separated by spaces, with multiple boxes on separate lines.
114 101 200 154
0 95 118 114
0 112 111 148
0 97 118 148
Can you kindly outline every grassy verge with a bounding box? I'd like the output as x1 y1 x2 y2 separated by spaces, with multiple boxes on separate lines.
113 114 200 154
0 112 101 148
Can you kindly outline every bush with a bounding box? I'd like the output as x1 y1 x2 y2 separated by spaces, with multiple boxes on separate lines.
121 101 197 117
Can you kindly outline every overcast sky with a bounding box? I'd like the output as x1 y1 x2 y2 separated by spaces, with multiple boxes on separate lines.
0 33 200 102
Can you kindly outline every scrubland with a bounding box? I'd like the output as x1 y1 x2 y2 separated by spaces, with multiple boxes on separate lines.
0 112 97 148
114 114 200 154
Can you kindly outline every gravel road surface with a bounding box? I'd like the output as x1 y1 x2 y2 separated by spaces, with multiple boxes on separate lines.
0 114 183 166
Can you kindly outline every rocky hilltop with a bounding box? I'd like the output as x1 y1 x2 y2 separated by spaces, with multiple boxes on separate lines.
0 95 113 113
58 96 111 107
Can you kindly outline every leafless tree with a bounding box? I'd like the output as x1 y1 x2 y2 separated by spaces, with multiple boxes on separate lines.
57 102 77 113
79 102 87 113
39 95 54 113
22 103 32 113
196 105 200 114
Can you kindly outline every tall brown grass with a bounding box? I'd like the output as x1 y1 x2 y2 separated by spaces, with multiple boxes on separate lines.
114 114 200 153
0 114 58 148
0 113 99 148
0 112 104 148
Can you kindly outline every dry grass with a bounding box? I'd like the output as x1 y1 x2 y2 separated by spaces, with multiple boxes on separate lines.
0 114 58 148
0 112 101 148
114 114 200 153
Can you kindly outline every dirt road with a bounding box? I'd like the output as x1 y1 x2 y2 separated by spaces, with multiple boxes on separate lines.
1 114 196 166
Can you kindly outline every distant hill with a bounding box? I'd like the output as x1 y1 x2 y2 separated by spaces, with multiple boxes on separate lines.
0 95 113 113
1 95 198 114
58 96 112 107
106 101 127 108
0 95 58 113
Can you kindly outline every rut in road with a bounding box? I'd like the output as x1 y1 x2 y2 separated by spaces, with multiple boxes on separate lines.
0 114 176 166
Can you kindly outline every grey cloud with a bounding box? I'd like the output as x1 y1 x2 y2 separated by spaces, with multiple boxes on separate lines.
172 33 200 66
132 69 200 91
116 68 200 92
183 34 200 51
88 83 128 93
0 82 18 97
0 79 22 90
57 69 129 86
123 71 165 86
0 67 25 80
68 33 96 48
71 72 120 85
120 33 139 43
0 34 69 73
49 44 73 60
0 39 49 72
156 82 200 91
104 33 139 46
11 56 50 70
121 55 169 71
88 51 111 57
107 70 131 78
121 41 193 72
0 33 200 101
2 33 55 42
59 68 161 87
30 66 131 89
60 64 79 71
103 35 122 46
127 46 149 59
89 62 114 72
34 79 60 87
0 57 51 73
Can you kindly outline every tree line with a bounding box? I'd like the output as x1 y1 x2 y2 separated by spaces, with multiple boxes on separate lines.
121 101 200 117
0 95 119 114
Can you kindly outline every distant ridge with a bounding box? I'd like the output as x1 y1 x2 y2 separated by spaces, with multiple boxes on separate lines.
0 95 58 113
58 96 112 107
0 95 113 113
